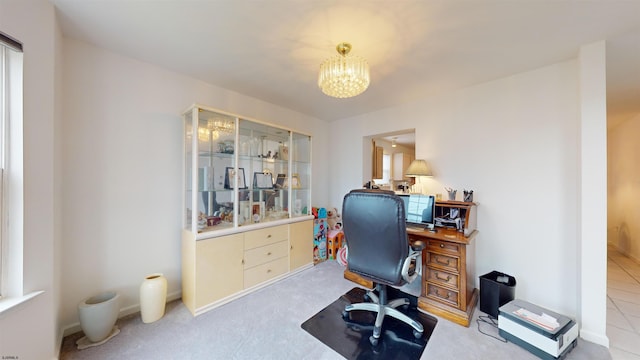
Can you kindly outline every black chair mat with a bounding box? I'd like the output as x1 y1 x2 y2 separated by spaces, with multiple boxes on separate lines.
301 287 437 360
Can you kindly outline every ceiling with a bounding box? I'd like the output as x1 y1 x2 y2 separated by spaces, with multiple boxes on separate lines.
51 1 640 125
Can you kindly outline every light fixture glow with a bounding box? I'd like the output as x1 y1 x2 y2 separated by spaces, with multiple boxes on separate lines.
318 42 370 98
198 117 234 142
391 137 397 147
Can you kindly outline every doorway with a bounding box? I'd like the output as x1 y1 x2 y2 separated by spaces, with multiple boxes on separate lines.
366 130 415 191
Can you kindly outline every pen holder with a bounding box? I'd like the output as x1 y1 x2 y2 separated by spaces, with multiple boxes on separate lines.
464 190 474 202
447 189 457 201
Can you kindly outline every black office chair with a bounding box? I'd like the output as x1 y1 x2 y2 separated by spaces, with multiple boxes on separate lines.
341 189 426 346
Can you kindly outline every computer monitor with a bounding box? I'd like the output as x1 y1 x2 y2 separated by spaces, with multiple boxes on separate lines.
406 194 436 230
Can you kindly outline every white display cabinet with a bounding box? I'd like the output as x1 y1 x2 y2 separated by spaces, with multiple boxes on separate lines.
183 104 312 237
182 104 314 316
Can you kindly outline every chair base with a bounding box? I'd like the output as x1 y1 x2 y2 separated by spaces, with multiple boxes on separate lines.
343 284 424 346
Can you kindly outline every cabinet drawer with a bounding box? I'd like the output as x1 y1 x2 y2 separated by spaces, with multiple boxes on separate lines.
426 251 459 273
426 267 459 289
426 283 460 308
244 226 288 250
243 240 288 269
428 239 461 255
244 257 288 288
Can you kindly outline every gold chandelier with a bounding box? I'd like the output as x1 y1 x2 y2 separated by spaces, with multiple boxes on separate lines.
318 42 370 98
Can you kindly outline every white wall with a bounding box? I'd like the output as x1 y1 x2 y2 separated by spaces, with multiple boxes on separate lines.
0 0 61 359
60 38 329 331
330 60 595 322
578 41 608 346
608 113 640 261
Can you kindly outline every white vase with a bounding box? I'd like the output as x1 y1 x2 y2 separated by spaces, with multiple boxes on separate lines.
139 273 167 323
78 291 120 343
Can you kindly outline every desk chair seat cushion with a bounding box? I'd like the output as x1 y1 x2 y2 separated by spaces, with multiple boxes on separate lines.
342 189 410 287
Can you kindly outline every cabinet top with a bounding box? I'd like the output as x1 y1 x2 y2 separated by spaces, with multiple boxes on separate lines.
195 215 314 241
407 227 478 245
184 103 312 138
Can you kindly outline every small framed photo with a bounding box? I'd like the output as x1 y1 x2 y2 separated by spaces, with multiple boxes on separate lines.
253 172 273 189
279 144 289 161
275 173 287 188
224 167 247 189
291 173 301 189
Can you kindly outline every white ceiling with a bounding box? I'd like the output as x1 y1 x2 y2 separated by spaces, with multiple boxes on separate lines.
51 0 640 124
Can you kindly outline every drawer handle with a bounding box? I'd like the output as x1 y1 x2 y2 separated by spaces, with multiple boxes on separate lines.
435 256 452 266
436 289 452 299
267 234 272 238
436 272 451 282
267 252 272 256
267 269 272 273
439 243 445 248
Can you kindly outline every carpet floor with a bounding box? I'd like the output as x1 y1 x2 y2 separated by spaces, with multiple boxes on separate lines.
60 260 612 359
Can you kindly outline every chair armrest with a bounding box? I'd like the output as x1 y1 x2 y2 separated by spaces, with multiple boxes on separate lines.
411 240 426 251
401 247 423 284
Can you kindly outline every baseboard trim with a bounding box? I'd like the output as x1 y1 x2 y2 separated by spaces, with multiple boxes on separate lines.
579 328 609 348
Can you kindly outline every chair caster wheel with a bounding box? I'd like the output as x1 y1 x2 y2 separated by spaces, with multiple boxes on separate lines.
413 330 423 339
342 310 349 320
363 293 371 302
369 335 379 346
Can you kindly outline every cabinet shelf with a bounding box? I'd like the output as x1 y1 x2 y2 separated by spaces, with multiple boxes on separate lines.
183 104 312 236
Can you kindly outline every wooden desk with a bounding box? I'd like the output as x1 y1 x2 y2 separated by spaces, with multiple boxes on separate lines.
343 227 478 327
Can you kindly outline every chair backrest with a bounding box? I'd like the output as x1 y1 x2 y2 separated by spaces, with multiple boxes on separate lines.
342 189 409 286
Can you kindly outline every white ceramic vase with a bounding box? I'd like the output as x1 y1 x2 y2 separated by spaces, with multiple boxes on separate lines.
78 291 120 343
139 273 167 323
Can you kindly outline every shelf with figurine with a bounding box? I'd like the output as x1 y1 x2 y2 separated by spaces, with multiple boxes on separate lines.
182 104 312 237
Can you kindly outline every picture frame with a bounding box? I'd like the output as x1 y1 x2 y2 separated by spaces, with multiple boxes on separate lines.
279 144 289 161
275 173 287 188
224 167 247 189
291 173 301 189
253 172 273 189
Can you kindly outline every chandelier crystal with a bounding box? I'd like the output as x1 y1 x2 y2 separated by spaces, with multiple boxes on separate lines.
318 42 370 98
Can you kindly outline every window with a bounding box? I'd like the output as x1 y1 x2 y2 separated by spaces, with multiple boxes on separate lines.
0 32 23 299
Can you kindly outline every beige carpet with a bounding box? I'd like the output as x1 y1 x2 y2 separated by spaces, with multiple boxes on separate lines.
60 260 611 359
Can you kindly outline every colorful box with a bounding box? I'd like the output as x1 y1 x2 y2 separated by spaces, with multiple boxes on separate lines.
313 218 327 263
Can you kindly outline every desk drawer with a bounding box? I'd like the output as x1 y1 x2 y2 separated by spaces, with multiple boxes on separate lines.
426 251 459 273
428 239 461 255
426 282 460 308
244 256 288 288
243 240 288 269
244 225 288 249
426 267 459 289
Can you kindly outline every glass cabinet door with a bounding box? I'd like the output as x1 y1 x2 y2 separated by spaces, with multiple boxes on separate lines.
184 104 312 235
238 119 290 225
290 132 311 217
184 107 237 233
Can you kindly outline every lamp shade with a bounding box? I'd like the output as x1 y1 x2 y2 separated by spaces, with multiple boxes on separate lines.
405 159 433 177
